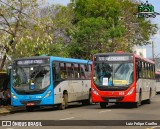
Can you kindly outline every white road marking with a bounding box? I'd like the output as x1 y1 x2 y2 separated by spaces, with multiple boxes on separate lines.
99 110 111 113
59 117 75 120
151 126 160 129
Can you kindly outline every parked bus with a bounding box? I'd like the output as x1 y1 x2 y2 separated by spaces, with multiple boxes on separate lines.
91 52 156 108
10 56 92 111
155 72 160 94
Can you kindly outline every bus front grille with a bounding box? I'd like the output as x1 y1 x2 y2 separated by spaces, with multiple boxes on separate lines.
20 100 41 105
101 96 124 102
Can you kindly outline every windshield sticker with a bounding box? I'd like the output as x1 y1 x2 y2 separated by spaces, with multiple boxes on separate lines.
102 78 108 86
113 80 129 85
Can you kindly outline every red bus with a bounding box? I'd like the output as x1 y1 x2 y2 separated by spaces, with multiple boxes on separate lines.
155 72 160 94
91 52 156 108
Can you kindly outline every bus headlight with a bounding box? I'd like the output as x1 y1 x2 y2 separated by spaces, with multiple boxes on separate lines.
11 92 18 99
92 88 99 96
44 90 51 98
126 87 135 96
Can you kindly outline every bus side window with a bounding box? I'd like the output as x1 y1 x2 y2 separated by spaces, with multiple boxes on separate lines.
60 63 67 79
85 64 91 79
74 64 80 79
136 61 140 80
140 61 143 78
52 62 61 82
80 64 86 79
148 64 151 79
67 63 74 79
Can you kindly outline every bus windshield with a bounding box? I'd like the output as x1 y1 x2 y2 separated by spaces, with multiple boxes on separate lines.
12 65 50 93
93 62 134 87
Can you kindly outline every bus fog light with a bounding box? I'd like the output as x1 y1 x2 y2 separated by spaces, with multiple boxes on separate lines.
11 92 18 99
126 87 135 96
44 90 51 98
92 88 99 96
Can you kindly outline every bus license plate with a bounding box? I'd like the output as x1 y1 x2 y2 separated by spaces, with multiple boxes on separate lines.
27 102 34 106
108 99 116 102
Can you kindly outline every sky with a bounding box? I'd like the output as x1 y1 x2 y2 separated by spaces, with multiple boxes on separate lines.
46 0 160 58
46 0 70 6
141 0 160 58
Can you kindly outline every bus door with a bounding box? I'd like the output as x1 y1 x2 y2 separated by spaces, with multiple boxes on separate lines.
80 64 90 100
67 63 82 101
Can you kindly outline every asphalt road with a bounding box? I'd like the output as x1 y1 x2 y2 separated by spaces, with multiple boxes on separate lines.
0 94 160 129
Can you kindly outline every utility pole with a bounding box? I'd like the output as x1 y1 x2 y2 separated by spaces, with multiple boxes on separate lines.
152 41 154 60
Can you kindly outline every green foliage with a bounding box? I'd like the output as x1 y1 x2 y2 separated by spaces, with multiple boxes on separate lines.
68 0 157 59
0 0 158 69
0 0 74 69
68 0 126 59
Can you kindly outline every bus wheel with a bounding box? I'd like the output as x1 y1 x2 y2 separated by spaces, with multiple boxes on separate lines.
88 92 92 105
135 91 142 108
146 90 151 104
26 107 34 112
100 102 107 108
58 93 68 110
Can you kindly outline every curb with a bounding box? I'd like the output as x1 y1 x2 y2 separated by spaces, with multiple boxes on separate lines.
0 108 10 115
0 106 26 115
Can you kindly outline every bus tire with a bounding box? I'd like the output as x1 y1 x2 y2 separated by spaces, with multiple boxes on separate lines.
88 91 92 105
26 107 34 112
58 93 68 110
135 91 142 108
146 90 151 104
100 102 107 108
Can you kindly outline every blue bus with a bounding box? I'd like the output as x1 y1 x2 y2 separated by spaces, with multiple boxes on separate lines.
11 56 92 111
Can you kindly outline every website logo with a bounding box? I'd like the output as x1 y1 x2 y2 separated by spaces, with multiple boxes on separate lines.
2 121 11 126
137 0 160 18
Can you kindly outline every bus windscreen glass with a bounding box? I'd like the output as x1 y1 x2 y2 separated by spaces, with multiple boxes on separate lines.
93 55 134 87
12 65 50 94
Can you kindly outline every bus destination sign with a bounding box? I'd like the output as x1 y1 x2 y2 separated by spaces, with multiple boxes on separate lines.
95 56 133 62
16 59 49 65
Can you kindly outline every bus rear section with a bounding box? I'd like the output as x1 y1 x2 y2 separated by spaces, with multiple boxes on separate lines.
91 52 156 108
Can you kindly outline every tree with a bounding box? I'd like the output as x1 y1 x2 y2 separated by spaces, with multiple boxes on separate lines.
0 0 74 70
68 0 157 59
118 0 157 51
68 0 125 59
0 0 43 70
